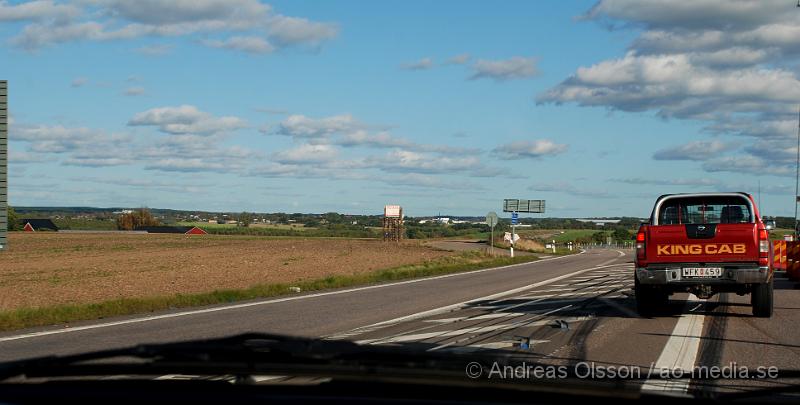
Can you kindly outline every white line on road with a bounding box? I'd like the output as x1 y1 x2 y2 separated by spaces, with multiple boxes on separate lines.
325 262 629 340
641 295 706 394
0 252 588 343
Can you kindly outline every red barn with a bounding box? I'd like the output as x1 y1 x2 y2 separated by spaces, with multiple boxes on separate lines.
185 226 208 235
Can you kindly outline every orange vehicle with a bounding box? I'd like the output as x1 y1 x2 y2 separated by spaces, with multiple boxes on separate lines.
634 192 772 317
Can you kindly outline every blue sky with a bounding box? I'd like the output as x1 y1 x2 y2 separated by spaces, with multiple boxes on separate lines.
3 0 800 217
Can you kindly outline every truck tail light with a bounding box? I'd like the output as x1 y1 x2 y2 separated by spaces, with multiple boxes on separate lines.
759 228 769 266
636 230 646 261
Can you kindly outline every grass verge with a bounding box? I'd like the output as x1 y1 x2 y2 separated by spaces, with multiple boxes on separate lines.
0 251 539 332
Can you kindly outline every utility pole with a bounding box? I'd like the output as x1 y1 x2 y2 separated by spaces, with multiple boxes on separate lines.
795 105 800 239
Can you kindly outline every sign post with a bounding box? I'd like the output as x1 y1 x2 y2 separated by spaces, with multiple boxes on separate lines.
510 212 519 257
502 199 545 258
486 211 498 256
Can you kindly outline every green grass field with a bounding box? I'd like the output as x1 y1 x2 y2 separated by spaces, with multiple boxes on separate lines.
176 221 314 230
516 229 603 243
770 228 795 241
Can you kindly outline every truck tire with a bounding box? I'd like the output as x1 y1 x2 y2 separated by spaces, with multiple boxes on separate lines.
751 279 773 318
635 278 668 316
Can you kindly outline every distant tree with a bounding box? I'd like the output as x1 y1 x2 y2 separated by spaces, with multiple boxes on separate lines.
592 231 609 244
7 206 18 231
238 212 252 227
116 207 160 230
612 227 633 241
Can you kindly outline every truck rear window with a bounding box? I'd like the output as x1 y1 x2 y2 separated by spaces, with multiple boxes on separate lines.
657 196 752 225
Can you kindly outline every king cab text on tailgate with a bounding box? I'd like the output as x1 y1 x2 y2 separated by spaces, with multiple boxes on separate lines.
634 192 773 317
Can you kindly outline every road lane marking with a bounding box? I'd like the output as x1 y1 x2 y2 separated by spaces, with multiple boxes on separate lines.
326 262 630 341
641 295 706 394
0 250 589 343
427 313 594 352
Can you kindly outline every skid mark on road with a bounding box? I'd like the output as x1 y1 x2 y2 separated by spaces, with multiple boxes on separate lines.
327 262 635 356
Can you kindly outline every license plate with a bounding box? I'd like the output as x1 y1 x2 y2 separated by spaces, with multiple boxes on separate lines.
682 267 722 278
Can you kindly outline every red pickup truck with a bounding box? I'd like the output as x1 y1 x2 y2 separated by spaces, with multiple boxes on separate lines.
634 192 772 317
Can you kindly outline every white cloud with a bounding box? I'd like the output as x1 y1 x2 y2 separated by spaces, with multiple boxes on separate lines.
364 150 481 174
492 140 568 160
201 36 274 54
272 114 360 140
266 14 338 46
470 56 539 81
11 124 135 167
402 57 434 70
9 150 47 164
128 105 246 135
652 140 737 161
335 130 480 154
0 0 79 22
7 0 337 53
540 0 800 177
702 155 794 177
271 144 337 164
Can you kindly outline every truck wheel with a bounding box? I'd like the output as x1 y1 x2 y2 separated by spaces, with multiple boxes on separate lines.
635 278 668 316
751 279 773 318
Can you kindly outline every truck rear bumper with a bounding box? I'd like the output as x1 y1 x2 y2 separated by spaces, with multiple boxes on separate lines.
637 264 770 285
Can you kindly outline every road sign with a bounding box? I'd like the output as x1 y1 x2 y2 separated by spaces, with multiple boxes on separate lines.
511 212 519 225
503 199 545 213
486 212 498 228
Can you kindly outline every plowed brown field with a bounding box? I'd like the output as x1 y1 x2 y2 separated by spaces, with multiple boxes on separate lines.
0 233 452 310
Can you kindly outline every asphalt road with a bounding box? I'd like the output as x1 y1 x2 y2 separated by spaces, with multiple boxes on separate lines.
0 248 797 396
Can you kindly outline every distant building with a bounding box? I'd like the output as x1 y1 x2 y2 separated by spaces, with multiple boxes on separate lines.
575 219 622 227
135 226 208 235
20 219 59 232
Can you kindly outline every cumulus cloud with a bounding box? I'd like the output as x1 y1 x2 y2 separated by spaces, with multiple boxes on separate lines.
271 144 337 164
9 150 47 164
6 0 338 53
470 56 539 81
652 140 737 161
12 124 135 167
128 105 246 135
364 150 481 174
540 0 800 177
336 130 480 154
492 140 568 160
702 155 794 177
401 57 434 70
272 114 360 140
0 0 79 22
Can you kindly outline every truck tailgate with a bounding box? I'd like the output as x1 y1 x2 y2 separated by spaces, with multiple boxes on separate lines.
646 223 758 263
